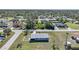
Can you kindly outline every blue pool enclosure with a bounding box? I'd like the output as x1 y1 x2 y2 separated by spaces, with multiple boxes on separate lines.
0 36 4 41
30 33 49 42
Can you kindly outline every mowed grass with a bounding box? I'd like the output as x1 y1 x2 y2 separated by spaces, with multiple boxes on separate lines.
0 32 14 48
9 31 72 50
9 32 32 50
66 22 79 29
9 32 53 50
7 17 14 20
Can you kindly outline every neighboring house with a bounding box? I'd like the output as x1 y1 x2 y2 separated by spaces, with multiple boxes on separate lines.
71 33 79 43
66 18 76 23
38 15 57 22
48 18 57 23
15 16 24 19
12 19 21 28
0 19 8 28
30 33 49 42
38 15 47 21
38 15 46 19
68 32 79 49
48 16 57 21
55 22 68 28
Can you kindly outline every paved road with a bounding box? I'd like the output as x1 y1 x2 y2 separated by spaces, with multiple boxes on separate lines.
0 30 22 50
30 29 79 32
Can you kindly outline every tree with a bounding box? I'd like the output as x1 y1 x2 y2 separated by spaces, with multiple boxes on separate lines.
0 32 3 36
75 16 79 23
26 20 35 29
57 18 68 23
16 43 22 48
26 16 35 29
45 22 54 29
35 20 45 29
3 28 12 36
52 40 57 50
24 29 28 35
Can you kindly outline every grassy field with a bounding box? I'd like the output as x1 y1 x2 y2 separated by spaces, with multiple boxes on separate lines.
0 32 14 48
6 17 14 20
9 31 79 50
9 32 53 50
9 31 71 50
66 22 79 29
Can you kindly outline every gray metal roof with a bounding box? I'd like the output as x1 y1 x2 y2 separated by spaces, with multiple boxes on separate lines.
55 22 66 27
31 33 49 39
0 19 8 23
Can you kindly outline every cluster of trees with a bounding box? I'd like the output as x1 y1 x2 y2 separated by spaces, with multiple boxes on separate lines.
0 32 4 36
57 17 69 23
26 19 54 30
35 20 45 29
0 10 79 19
3 28 12 36
0 10 79 30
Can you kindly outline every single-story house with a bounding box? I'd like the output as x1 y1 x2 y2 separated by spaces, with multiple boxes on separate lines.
38 15 57 22
48 18 57 21
15 16 24 19
12 19 21 28
66 18 75 22
30 33 49 42
38 15 46 19
68 32 79 49
71 33 79 43
55 22 68 28
0 22 8 28
0 19 8 28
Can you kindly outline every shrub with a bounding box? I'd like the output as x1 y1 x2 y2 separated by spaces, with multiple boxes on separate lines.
3 28 12 36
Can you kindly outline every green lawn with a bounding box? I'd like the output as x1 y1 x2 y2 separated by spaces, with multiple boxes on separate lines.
9 32 33 50
0 17 14 21
66 22 79 29
0 32 14 48
9 31 70 50
9 32 50 50
7 17 14 20
9 31 79 50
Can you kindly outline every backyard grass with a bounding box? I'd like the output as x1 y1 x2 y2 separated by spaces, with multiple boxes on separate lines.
0 32 14 48
66 22 79 29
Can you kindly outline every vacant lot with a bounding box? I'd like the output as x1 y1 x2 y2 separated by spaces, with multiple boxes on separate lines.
9 32 53 50
9 31 79 50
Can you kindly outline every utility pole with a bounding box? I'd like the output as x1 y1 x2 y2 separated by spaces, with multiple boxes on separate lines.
65 32 69 49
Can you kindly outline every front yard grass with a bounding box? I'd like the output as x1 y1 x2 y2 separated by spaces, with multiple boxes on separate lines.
9 32 32 50
66 22 79 29
0 32 14 48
